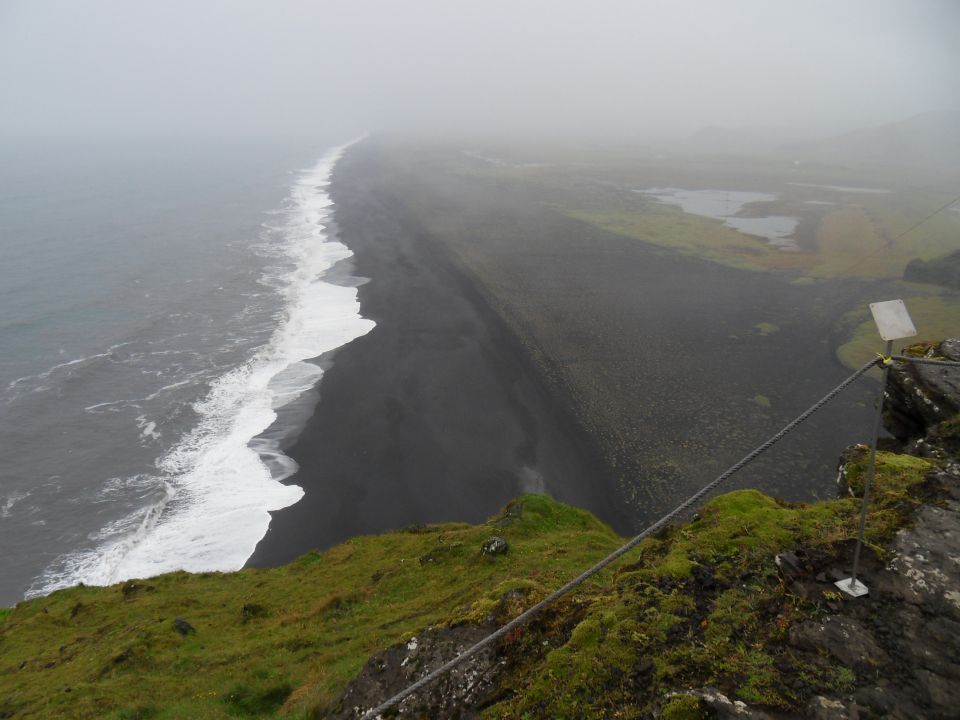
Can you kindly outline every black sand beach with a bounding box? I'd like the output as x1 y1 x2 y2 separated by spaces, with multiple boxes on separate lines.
247 143 632 567
249 139 880 567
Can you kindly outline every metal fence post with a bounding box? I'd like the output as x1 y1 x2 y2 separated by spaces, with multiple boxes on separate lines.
836 299 915 598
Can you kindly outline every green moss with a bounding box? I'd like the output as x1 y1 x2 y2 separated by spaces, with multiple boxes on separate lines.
754 322 779 336
564 206 792 273
661 694 708 720
1 449 939 720
841 450 930 497
903 340 941 358
490 451 935 718
221 681 294 716
0 494 621 720
931 415 960 451
559 183 960 282
112 707 160 720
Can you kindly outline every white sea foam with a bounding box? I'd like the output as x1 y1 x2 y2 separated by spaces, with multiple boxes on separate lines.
1 491 30 518
4 342 133 401
30 142 375 596
84 371 207 413
136 415 161 443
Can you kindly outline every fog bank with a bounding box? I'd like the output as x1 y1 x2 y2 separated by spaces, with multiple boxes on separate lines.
0 0 956 139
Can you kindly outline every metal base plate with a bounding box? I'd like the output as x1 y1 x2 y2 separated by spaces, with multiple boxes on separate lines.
835 578 869 597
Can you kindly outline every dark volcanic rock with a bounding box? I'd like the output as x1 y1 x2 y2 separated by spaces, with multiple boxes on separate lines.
480 536 508 556
775 352 960 719
329 624 502 719
173 617 196 636
789 616 888 670
774 550 806 581
879 485 960 615
827 464 960 720
940 338 960 362
903 250 960 289
805 696 857 720
883 340 960 443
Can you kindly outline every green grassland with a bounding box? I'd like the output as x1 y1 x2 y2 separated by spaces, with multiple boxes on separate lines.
3 146 954 718
485 451 934 719
565 203 805 273
837 289 960 369
450 149 960 369
543 172 958 281
0 498 621 719
1 451 938 719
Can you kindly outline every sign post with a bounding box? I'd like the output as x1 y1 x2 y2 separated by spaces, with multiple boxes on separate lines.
836 300 916 598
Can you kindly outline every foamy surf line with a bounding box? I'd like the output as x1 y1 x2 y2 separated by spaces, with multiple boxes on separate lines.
29 142 375 597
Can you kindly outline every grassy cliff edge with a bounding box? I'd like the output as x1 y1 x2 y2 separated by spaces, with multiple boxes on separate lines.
0 448 945 719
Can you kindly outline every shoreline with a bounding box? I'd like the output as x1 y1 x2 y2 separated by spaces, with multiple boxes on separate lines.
248 139 885 569
247 141 632 568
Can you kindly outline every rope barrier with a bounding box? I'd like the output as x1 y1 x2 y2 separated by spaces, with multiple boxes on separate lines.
358 356 881 720
892 355 960 368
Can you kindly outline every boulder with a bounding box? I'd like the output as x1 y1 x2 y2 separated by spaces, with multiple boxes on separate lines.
173 617 196 636
328 624 501 719
788 616 888 670
481 536 509 556
883 339 960 443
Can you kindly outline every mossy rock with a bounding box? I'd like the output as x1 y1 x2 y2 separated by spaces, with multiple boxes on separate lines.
660 694 709 720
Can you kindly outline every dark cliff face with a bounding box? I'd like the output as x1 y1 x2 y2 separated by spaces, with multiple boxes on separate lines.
903 251 960 290
883 338 960 453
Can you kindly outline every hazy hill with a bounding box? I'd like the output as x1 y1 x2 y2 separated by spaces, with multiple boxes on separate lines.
786 110 960 173
681 125 815 156
678 112 960 177
904 248 960 289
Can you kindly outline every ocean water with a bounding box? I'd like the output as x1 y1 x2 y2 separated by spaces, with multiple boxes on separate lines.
0 137 373 606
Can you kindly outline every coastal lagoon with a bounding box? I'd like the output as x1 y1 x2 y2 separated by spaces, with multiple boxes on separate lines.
637 187 800 250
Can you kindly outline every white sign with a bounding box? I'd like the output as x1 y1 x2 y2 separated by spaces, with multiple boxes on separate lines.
869 299 917 341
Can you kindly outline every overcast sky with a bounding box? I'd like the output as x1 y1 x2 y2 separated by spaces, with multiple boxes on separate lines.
0 0 956 139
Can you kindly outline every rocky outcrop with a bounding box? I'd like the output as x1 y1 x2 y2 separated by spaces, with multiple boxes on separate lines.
785 465 960 719
773 339 960 719
327 341 960 720
329 624 502 720
903 250 960 290
883 339 960 446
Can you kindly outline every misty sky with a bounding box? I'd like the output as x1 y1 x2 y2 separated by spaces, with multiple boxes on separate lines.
0 0 956 139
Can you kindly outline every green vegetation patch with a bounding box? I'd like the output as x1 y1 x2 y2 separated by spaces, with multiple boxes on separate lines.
485 450 935 719
559 180 960 282
836 291 960 369
564 206 802 273
0 452 937 720
660 694 709 720
0 495 621 720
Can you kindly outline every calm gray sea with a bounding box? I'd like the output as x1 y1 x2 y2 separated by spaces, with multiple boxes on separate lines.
0 136 369 606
